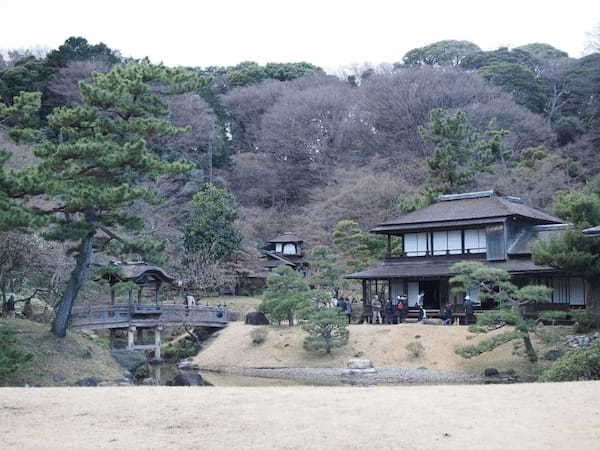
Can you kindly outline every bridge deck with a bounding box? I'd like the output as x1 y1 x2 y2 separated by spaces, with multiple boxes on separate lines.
69 303 228 331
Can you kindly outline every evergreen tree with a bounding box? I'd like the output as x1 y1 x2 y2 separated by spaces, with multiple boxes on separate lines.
184 183 243 261
419 109 507 193
308 245 347 295
450 261 552 362
302 308 349 354
2 62 210 336
260 266 311 326
532 186 600 310
332 220 385 273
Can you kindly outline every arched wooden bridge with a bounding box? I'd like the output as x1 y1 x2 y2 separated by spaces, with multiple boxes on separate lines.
69 304 228 359
69 304 229 332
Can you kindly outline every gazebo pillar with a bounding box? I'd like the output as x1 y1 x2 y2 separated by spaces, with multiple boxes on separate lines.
127 326 136 350
154 326 162 361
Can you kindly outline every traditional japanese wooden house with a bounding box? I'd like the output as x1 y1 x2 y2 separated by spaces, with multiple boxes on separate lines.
346 191 591 312
262 232 309 277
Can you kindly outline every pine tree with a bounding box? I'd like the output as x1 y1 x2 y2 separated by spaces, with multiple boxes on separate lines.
302 308 349 354
3 62 210 336
260 266 311 326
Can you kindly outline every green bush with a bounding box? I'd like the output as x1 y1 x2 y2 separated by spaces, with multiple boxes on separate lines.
468 325 488 334
538 311 569 325
475 309 519 327
456 331 521 358
406 341 425 359
0 328 33 379
302 309 349 354
535 325 562 345
541 341 600 381
250 327 268 345
571 311 600 334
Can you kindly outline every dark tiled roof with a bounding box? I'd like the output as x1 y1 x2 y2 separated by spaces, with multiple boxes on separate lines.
269 232 303 243
584 225 600 237
345 256 558 279
508 224 571 255
102 262 175 284
373 192 563 232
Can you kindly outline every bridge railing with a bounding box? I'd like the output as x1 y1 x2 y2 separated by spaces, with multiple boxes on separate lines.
69 303 228 330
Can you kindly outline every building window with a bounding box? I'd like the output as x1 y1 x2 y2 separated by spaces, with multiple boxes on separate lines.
464 229 486 254
404 233 428 256
275 243 283 253
432 230 462 255
283 243 296 255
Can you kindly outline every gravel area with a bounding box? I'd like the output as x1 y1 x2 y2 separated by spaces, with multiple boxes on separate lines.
215 367 485 385
2 383 600 449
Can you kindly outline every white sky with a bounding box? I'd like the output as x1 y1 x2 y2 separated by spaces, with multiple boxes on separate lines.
1 0 598 72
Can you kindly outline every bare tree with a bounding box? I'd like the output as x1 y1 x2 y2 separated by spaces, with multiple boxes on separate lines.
47 60 113 107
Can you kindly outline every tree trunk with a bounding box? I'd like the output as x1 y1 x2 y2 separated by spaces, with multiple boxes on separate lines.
288 311 294 327
522 334 537 363
51 233 94 337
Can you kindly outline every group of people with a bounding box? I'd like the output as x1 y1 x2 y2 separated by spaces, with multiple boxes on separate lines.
330 297 353 323
367 293 476 325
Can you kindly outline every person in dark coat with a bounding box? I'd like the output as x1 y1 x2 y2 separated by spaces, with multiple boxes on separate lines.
442 304 453 325
6 295 16 319
344 298 353 324
396 296 407 323
463 296 475 325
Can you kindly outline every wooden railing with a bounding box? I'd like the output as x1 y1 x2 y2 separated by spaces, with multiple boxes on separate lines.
69 303 229 331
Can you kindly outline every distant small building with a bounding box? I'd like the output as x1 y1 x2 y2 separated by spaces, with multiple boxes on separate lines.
262 232 309 277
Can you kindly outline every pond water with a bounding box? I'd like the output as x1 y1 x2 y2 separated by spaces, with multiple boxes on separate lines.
140 362 331 387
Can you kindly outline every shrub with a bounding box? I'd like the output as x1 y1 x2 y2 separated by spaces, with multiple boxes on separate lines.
571 311 600 334
535 326 562 345
538 311 569 326
406 341 425 359
468 325 488 334
475 309 519 327
302 309 349 354
250 327 268 346
541 341 600 381
455 331 521 358
0 328 32 379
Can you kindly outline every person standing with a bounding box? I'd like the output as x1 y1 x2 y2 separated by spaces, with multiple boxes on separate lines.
344 298 353 324
463 295 475 325
371 297 382 324
396 296 407 323
6 295 16 319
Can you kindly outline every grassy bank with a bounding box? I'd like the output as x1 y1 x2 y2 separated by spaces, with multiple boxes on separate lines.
195 322 575 377
0 319 127 387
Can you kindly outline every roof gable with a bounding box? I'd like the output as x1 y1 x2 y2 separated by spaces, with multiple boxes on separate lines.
269 232 303 243
373 191 564 232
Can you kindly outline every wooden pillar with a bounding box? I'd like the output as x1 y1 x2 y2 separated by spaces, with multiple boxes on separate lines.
155 283 160 305
110 287 116 305
137 328 144 344
127 326 136 350
387 234 391 258
154 326 162 361
137 287 143 304
362 280 366 304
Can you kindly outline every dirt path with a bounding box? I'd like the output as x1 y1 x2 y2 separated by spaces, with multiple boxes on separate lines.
1 382 599 449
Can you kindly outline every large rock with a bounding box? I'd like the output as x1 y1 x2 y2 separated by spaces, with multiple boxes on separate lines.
347 359 374 370
75 376 102 387
484 368 499 377
178 358 199 371
170 371 205 386
111 350 147 372
544 349 564 361
245 312 270 325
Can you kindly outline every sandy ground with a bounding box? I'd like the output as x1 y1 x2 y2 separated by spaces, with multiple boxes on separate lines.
196 322 516 371
1 383 599 449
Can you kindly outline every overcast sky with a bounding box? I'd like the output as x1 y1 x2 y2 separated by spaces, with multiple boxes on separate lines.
2 0 598 71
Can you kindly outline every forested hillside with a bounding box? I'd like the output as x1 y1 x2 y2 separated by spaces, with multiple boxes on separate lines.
1 36 599 313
